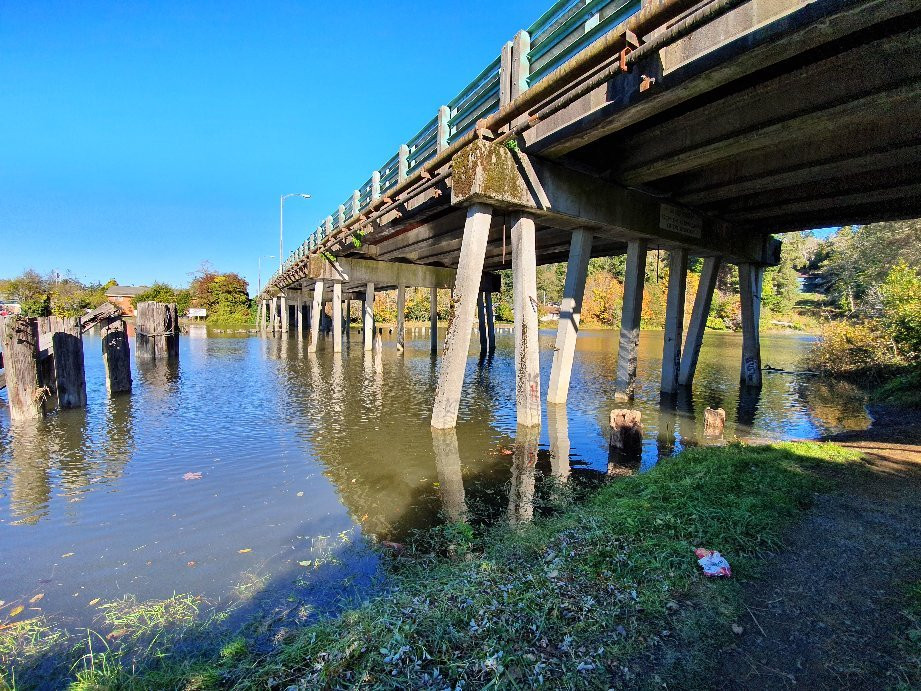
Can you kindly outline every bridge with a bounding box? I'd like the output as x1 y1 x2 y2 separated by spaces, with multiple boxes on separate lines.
257 0 921 429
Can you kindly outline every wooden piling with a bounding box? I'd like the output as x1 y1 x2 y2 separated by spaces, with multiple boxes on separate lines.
609 409 643 453
0 316 46 420
704 407 726 437
102 318 132 394
136 302 179 361
51 316 87 408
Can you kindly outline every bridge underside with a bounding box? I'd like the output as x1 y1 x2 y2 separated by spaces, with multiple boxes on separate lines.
262 0 921 428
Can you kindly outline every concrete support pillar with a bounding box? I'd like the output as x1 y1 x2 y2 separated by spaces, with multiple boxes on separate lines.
332 282 343 353
485 291 496 352
614 239 648 401
271 296 278 332
739 262 764 387
678 256 721 387
476 291 488 354
396 284 406 352
431 203 492 429
363 282 375 351
547 228 593 404
309 280 324 353
280 292 289 333
430 287 438 354
294 289 304 338
512 213 541 427
345 300 351 340
660 248 688 394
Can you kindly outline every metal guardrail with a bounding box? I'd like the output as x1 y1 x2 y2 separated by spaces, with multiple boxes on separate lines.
270 0 643 289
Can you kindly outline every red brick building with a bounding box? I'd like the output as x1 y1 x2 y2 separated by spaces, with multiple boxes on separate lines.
105 286 148 317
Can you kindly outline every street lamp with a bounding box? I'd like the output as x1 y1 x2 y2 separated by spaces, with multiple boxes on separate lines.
257 255 275 295
280 193 311 272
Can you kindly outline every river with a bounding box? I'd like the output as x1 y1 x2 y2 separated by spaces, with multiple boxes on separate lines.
0 326 869 631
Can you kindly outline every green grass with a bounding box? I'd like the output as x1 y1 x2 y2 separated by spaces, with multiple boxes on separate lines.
872 367 921 408
18 441 859 690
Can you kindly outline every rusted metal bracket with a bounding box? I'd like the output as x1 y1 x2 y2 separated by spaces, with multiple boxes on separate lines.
640 75 656 92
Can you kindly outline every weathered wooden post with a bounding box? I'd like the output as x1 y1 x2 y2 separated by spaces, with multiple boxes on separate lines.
136 302 179 361
704 407 726 437
1 316 46 420
51 316 87 408
102 319 132 394
35 317 59 408
609 409 643 454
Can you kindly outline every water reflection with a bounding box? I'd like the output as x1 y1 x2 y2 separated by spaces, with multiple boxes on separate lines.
432 428 466 523
546 404 570 483
508 425 539 524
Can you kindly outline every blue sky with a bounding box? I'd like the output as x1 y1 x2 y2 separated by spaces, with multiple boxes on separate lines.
0 0 540 292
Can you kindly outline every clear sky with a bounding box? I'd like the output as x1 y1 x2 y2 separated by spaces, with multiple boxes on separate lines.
0 0 540 293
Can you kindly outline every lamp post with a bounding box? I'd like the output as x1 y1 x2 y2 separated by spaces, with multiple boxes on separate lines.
280 193 311 272
257 255 275 295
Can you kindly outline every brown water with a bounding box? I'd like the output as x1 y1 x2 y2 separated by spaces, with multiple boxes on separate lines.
0 326 869 629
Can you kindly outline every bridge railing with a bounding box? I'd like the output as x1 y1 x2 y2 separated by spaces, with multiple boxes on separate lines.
269 0 644 291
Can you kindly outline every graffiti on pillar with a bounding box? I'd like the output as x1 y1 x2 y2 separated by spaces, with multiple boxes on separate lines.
743 356 760 382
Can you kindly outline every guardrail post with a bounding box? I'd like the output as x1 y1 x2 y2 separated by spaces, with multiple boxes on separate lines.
372 171 381 201
500 41 514 108
511 30 530 100
398 144 409 183
437 105 450 152
338 204 346 228
351 190 360 217
325 216 333 238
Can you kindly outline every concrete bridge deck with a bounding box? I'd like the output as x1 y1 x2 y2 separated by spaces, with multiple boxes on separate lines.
258 0 921 428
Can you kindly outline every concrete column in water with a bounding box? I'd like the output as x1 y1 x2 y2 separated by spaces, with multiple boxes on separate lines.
678 256 721 387
660 248 688 394
739 262 764 387
547 228 593 404
280 291 289 333
345 300 351 339
332 282 343 353
309 280 324 353
431 203 492 429
430 287 438 354
294 289 303 338
476 291 488 354
396 284 406 352
271 296 278 332
485 291 496 353
614 239 648 401
363 282 375 351
512 213 541 427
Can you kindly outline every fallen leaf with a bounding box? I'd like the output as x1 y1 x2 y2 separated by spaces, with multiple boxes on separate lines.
183 472 203 481
296 491 304 497
29 593 43 604
298 560 311 567
9 605 24 618
381 541 405 553
187 561 196 567
500 448 513 455
61 553 74 558
732 623 744 635
238 548 252 554
107 629 128 640
89 598 100 606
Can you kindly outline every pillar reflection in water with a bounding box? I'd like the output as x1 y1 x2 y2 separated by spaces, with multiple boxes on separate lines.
508 425 539 524
736 384 763 434
431 428 467 523
9 421 56 524
546 403 570 483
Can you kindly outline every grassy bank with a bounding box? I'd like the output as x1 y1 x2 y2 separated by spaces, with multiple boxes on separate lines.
1 442 872 689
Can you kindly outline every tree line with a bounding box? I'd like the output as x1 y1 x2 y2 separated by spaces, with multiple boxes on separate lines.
0 263 254 325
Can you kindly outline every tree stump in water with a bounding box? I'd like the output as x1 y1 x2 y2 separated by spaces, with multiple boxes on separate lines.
704 407 726 437
0 316 46 421
136 302 179 361
610 409 643 454
102 319 132 394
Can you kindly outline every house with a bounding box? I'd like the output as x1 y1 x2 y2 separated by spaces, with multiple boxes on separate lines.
105 286 149 317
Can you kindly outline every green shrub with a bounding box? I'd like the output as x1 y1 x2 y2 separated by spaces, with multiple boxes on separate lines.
881 262 921 360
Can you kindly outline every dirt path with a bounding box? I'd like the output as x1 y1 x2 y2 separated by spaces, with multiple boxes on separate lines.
717 407 921 689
